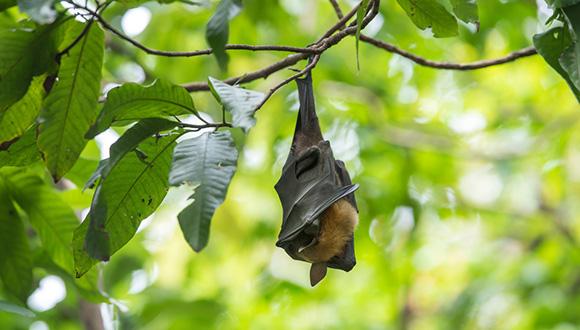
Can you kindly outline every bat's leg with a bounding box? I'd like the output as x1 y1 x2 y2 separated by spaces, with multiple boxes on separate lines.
335 160 358 211
310 262 327 286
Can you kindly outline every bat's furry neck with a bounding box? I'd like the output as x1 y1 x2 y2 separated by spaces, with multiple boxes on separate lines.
294 75 324 149
300 198 358 263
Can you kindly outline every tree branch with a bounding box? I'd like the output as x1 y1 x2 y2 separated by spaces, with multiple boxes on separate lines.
182 0 380 93
360 35 537 70
328 0 344 19
254 55 321 111
86 6 318 57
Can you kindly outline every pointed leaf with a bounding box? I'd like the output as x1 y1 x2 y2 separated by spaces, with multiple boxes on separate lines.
37 22 104 181
90 118 180 185
169 131 238 252
449 0 478 25
534 27 580 101
0 20 60 112
208 77 264 133
87 80 196 138
396 0 458 37
0 75 45 145
18 0 56 24
0 176 32 303
205 0 242 71
355 0 370 70
74 134 178 277
560 42 580 91
3 167 78 274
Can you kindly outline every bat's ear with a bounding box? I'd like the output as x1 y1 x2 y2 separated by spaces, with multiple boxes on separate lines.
310 262 327 286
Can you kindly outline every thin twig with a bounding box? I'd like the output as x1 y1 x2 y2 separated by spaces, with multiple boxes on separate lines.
254 55 321 111
360 35 537 70
58 20 94 58
329 0 344 19
76 4 317 57
179 122 232 130
316 2 360 42
182 0 379 92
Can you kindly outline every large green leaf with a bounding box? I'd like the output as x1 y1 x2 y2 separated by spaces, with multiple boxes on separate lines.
0 127 41 167
560 42 580 91
90 118 180 185
84 119 179 260
559 4 580 92
169 131 238 252
205 0 242 71
208 77 264 133
18 0 56 24
396 0 458 37
0 75 45 145
534 27 580 101
3 167 78 274
0 20 59 112
87 80 196 138
0 176 32 303
449 0 478 25
74 134 178 277
37 22 104 181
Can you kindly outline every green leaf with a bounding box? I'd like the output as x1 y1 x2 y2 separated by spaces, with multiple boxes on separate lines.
18 0 56 24
91 118 180 185
563 3 580 38
3 167 79 274
0 300 35 318
0 0 17 11
205 0 242 71
449 0 478 25
208 77 264 133
396 0 458 37
0 176 32 303
169 131 238 252
37 22 104 181
533 27 580 101
0 20 60 112
355 0 370 70
546 0 580 8
74 134 178 277
0 75 45 145
87 80 196 138
84 119 179 260
559 42 580 91
0 128 41 167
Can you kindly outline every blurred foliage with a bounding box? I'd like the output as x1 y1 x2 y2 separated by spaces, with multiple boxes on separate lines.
1 0 580 329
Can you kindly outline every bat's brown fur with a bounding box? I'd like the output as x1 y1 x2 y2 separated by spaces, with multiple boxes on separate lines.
300 198 358 263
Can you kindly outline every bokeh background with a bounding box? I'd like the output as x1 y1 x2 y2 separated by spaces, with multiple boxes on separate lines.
3 0 580 329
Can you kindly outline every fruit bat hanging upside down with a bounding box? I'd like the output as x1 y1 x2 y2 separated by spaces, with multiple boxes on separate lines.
274 71 359 287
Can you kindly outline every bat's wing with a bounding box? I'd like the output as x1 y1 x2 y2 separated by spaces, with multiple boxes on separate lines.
335 160 358 211
327 237 356 271
274 142 358 261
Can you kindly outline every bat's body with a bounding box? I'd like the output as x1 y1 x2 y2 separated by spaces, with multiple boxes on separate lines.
275 72 359 286
299 198 358 263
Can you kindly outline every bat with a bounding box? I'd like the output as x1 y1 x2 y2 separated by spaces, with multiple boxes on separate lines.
274 71 359 286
